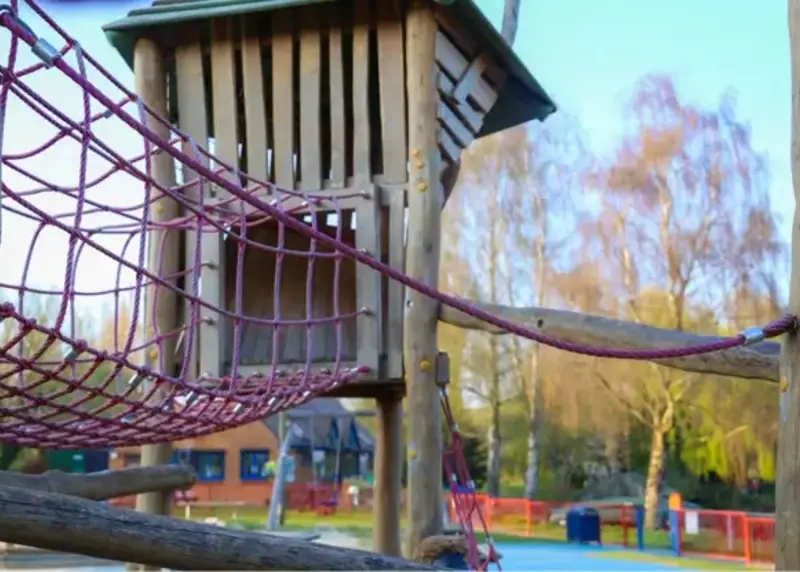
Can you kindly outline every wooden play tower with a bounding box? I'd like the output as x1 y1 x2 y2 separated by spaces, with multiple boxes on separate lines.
104 0 555 557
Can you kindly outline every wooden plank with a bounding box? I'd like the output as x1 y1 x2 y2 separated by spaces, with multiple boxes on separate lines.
439 300 783 382
452 53 488 103
386 187 406 381
0 485 438 571
433 10 507 88
174 38 207 383
376 0 407 183
299 7 322 191
438 129 460 164
327 5 346 187
778 2 800 568
241 18 269 186
355 186 382 376
435 31 497 112
438 102 473 148
210 19 240 202
271 11 296 189
438 73 483 133
133 37 179 521
352 0 372 181
403 0 443 557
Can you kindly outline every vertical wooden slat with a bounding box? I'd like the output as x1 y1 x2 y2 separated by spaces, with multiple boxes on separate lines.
299 7 322 191
205 18 239 374
241 18 269 187
211 19 239 202
271 11 295 189
386 187 405 381
355 186 382 376
328 5 346 188
351 0 372 182
175 36 207 382
377 0 407 183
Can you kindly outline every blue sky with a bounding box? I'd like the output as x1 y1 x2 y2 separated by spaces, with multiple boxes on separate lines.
0 0 793 308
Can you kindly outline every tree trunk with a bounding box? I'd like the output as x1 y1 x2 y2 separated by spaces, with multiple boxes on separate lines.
486 403 502 497
644 404 674 529
643 427 666 529
500 0 521 45
523 344 542 500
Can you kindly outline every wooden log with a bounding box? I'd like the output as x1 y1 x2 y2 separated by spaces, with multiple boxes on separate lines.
778 1 800 568
133 37 179 522
439 300 781 382
0 485 436 571
0 466 194 500
372 389 403 556
404 0 444 558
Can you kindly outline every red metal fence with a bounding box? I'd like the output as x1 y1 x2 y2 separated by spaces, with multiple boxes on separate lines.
443 494 776 566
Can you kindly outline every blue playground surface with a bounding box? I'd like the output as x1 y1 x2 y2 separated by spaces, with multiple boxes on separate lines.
496 542 686 571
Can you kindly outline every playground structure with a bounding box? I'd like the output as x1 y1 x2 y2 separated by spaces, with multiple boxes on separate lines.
0 0 797 569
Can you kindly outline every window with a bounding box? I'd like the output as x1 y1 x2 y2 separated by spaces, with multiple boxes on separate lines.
240 449 270 481
172 449 225 482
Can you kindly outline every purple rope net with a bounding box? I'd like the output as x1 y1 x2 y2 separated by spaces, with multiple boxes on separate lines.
0 1 795 451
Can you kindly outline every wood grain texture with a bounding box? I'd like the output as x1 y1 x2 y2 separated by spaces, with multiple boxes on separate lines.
0 466 194 500
439 300 781 382
403 0 444 558
777 1 800 567
0 485 436 570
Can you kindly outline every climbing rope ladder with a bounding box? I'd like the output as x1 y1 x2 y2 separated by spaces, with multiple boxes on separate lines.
0 2 795 570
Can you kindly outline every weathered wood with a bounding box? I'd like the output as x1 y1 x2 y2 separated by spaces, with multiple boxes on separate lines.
271 11 296 189
386 187 406 380
299 7 323 191
438 101 473 148
438 73 483 133
376 0 407 183
133 37 178 523
352 0 372 181
0 466 194 500
175 35 207 382
778 1 800 567
327 4 346 188
439 300 782 382
241 18 269 185
434 32 497 112
355 188 383 376
211 18 239 202
404 0 444 558
0 485 436 571
372 389 403 556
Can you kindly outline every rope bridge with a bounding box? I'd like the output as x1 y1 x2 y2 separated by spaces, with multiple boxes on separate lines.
0 2 794 570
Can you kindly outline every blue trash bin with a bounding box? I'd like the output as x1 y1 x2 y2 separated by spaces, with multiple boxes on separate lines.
566 506 601 545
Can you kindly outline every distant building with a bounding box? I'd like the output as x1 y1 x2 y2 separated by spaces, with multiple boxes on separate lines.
109 398 375 504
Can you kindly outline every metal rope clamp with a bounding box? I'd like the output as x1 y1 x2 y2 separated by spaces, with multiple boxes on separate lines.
742 326 765 346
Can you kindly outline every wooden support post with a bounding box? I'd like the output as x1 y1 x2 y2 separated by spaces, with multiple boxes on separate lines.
373 388 403 556
133 37 178 526
404 0 443 558
778 1 800 568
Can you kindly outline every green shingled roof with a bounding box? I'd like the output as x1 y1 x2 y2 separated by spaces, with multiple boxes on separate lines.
103 0 556 138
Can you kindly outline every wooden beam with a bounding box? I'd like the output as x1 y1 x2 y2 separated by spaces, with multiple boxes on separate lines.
0 466 194 500
133 37 179 524
778 1 800 568
372 389 403 556
404 0 444 558
0 485 436 571
439 300 782 382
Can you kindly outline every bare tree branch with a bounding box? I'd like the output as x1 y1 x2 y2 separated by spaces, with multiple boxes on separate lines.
500 0 521 45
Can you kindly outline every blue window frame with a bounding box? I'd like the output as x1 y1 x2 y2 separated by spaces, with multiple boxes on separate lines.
240 449 270 481
171 449 225 482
